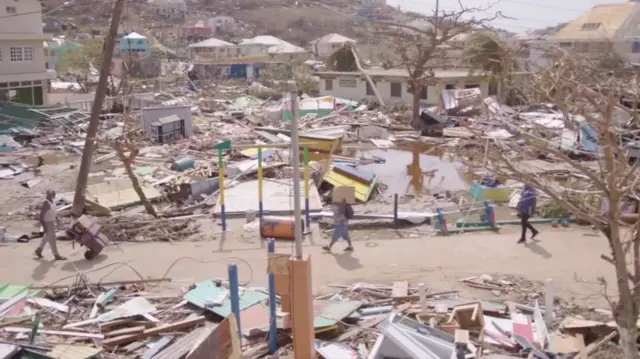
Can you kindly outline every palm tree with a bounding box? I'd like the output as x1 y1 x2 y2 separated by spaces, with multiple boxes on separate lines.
464 32 517 103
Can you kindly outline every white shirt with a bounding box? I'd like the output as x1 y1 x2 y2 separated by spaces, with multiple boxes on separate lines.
43 199 56 222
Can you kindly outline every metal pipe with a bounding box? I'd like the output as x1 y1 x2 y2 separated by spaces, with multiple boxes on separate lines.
289 82 303 259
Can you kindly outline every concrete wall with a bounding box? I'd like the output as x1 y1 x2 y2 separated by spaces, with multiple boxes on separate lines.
0 39 49 79
0 0 43 35
141 105 193 139
317 75 491 106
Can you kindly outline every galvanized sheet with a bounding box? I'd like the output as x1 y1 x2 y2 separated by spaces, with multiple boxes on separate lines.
184 280 268 318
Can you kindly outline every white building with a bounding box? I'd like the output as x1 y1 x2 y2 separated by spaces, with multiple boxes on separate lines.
313 68 503 106
238 35 309 60
547 2 640 63
188 37 238 61
207 16 237 33
362 0 386 6
149 0 186 20
310 33 357 58
0 0 56 105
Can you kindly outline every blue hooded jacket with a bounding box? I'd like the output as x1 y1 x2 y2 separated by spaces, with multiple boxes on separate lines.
518 184 537 216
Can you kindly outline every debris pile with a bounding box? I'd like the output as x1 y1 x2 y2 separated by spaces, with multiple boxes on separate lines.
0 276 622 358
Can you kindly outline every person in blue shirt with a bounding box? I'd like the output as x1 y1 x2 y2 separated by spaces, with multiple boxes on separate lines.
517 183 539 243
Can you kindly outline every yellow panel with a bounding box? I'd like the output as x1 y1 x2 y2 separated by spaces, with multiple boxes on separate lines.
240 147 274 158
323 169 370 202
482 188 510 202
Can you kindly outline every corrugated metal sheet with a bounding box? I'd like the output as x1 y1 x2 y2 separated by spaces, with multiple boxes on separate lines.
313 300 362 328
0 283 42 300
323 168 376 202
184 280 269 318
0 343 19 359
40 345 101 359
153 327 208 359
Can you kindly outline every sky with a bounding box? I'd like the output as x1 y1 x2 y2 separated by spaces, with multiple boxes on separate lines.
386 0 626 33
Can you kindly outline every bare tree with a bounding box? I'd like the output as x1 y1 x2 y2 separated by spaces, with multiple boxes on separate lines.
468 47 640 359
373 0 499 124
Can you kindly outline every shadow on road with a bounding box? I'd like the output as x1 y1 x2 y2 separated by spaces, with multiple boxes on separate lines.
60 254 108 272
331 251 363 271
32 259 54 281
524 241 553 259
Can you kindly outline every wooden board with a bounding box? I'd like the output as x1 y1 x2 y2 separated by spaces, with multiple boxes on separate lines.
449 302 485 331
332 186 355 204
391 281 409 298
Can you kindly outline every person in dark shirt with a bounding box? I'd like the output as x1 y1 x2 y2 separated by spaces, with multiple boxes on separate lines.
517 183 539 243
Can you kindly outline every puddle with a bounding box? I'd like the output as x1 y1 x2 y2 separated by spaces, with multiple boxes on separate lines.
342 142 468 197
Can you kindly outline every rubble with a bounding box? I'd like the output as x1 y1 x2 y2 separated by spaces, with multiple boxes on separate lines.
0 276 622 358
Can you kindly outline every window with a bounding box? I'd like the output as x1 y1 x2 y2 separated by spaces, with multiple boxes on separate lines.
5 6 16 14
559 42 573 48
338 78 357 88
0 48 2 62
390 82 402 97
633 41 640 54
576 42 589 53
138 40 144 45
581 22 601 30
325 79 333 90
366 81 376 95
10 47 24 62
464 84 479 89
445 84 455 90
50 49 55 56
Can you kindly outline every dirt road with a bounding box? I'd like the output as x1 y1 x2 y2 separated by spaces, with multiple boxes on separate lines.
0 223 615 308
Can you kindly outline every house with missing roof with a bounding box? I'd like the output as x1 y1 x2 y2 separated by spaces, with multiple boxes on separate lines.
313 68 518 106
546 2 640 63
310 33 357 57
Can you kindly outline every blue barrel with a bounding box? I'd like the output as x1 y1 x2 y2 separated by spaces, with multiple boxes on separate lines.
171 157 195 171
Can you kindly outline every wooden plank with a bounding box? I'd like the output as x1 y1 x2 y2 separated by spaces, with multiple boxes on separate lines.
104 326 146 338
391 281 409 298
102 316 206 347
99 318 135 331
4 327 103 339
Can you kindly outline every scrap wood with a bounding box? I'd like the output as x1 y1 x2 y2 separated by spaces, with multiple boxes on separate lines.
98 317 136 331
4 327 104 339
583 330 618 356
32 277 171 290
448 302 485 331
391 281 409 298
0 316 31 329
104 325 146 338
102 316 205 347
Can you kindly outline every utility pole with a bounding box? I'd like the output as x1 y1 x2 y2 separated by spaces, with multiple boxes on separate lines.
289 81 303 259
71 0 126 217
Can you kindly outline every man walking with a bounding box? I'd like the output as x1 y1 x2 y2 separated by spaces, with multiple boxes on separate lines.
323 199 354 252
517 183 539 244
35 190 66 260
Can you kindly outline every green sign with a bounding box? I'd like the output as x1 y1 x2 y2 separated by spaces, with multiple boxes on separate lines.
214 140 232 151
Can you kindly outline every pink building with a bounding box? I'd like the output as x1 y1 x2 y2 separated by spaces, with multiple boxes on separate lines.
179 21 214 40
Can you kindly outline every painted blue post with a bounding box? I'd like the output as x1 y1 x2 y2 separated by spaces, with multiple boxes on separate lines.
267 240 278 353
228 264 242 340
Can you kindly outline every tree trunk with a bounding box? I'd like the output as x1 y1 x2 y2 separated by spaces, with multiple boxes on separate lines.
115 147 158 218
611 230 639 359
411 89 420 126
